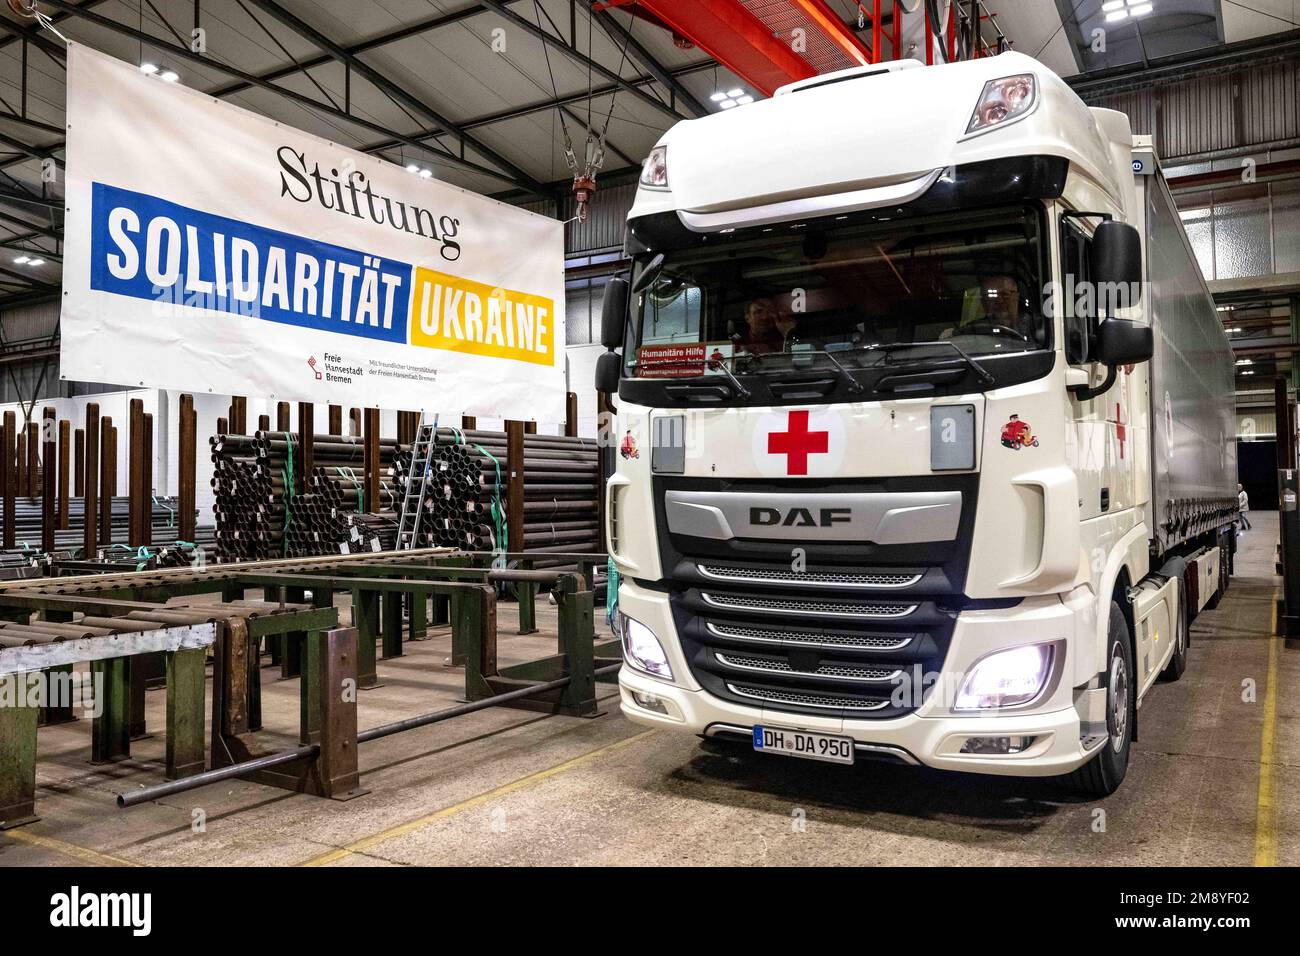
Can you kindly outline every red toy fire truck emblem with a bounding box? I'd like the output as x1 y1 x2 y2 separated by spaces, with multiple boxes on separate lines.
1000 414 1039 450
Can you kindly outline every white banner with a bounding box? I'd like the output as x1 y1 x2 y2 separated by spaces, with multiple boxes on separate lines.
61 45 566 423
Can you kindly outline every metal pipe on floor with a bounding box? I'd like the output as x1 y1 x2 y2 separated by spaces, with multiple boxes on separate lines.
116 744 319 807
118 664 622 807
356 663 622 743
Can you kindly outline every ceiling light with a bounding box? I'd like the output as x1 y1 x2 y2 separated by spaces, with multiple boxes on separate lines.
1241 370 1255 375
405 163 419 173
1237 359 1253 365
13 255 28 264
160 70 179 82
139 62 159 75
709 91 726 102
1229 327 1243 333
719 99 737 109
727 88 744 98
27 258 43 266
1102 0 1123 9
418 168 432 178
736 95 754 105
1106 9 1129 21
1130 2 1153 15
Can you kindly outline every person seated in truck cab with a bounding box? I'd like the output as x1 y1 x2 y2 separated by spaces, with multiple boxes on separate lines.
941 274 1037 344
735 297 787 355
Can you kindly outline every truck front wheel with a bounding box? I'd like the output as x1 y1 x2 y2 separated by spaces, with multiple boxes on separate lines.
1063 602 1134 797
1161 584 1189 681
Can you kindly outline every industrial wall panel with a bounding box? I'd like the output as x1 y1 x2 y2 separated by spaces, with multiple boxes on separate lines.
1240 61 1300 148
1085 59 1300 162
1238 409 1276 439
561 180 638 253
0 300 59 342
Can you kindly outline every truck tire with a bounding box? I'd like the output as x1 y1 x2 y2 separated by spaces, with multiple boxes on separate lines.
1063 602 1133 797
1161 585 1189 681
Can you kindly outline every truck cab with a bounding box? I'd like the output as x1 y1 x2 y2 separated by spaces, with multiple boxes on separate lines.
598 52 1235 795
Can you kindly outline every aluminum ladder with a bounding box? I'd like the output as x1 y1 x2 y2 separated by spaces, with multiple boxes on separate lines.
396 419 436 549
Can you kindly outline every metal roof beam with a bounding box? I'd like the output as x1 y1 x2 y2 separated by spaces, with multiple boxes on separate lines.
239 0 550 196
206 0 535 99
590 8 708 117
359 59 713 157
36 0 544 193
473 0 690 122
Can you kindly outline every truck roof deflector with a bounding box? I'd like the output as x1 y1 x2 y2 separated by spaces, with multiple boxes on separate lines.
678 169 943 233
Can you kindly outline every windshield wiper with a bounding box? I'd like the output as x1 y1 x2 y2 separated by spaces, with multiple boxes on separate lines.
849 341 995 386
638 356 752 400
749 350 862 393
711 359 752 398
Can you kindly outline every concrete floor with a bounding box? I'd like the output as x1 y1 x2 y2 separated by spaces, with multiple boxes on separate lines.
2 515 1295 867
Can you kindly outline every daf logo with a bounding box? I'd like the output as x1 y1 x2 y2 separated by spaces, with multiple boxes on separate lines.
749 506 852 528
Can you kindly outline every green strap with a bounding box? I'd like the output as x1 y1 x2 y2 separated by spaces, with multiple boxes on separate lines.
335 466 363 512
151 493 175 528
281 431 295 556
472 443 507 557
606 557 620 625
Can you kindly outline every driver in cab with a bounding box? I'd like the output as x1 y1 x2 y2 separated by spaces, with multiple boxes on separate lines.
941 275 1035 342
736 297 807 355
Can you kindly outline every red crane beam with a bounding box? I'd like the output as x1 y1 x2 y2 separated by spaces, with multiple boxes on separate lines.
609 0 816 96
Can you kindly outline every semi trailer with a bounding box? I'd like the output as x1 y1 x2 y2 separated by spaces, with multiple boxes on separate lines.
596 51 1237 795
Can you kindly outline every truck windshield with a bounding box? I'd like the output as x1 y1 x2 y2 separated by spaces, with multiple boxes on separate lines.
627 206 1046 379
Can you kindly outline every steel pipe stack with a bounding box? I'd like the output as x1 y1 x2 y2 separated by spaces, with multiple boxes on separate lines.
210 431 403 560
393 428 600 554
0 496 204 561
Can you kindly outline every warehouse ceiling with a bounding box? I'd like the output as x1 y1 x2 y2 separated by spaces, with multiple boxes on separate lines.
0 0 749 306
0 0 1296 309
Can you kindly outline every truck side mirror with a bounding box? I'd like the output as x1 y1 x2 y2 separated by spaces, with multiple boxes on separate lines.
1095 318 1153 366
1069 316 1154 401
600 277 629 350
1090 220 1143 303
595 350 622 395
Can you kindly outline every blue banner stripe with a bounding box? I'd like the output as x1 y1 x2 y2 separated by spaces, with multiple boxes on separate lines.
89 182 412 345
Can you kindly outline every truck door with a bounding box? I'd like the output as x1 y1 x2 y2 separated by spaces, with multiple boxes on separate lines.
1062 217 1136 528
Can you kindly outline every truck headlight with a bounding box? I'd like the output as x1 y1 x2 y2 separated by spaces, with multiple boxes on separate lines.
966 74 1036 135
639 145 668 188
955 643 1053 710
618 611 673 680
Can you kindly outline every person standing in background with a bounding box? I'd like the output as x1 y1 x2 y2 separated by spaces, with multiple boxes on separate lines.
1237 483 1251 532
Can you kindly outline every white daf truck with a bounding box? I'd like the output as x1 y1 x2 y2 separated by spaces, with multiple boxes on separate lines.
596 51 1236 795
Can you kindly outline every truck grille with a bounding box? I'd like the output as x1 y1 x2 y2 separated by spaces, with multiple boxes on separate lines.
705 622 913 651
655 474 973 722
727 684 892 712
714 652 900 682
701 592 916 618
697 564 921 588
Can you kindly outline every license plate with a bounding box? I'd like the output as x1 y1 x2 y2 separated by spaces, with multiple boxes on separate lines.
752 725 854 765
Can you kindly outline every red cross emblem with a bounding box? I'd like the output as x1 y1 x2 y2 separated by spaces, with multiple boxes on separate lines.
1113 402 1126 460
767 410 829 476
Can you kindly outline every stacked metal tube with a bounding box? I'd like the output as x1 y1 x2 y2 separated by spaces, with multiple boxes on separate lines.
0 496 205 566
392 428 600 554
210 431 402 561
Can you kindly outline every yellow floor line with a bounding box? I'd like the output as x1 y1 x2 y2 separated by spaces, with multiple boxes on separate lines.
1254 596 1281 866
1 828 142 867
299 729 657 867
